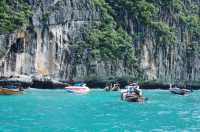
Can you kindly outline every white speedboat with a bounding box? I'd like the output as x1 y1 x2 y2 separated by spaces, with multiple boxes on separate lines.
65 83 90 94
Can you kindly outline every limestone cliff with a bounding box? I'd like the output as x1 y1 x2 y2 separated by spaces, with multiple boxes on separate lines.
107 0 200 83
0 0 200 84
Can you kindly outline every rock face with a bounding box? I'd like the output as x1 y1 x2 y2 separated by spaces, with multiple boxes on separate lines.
107 0 200 83
0 0 200 83
0 0 136 81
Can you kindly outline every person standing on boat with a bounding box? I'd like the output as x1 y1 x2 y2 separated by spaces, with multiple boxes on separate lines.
126 83 135 95
112 81 120 91
134 83 142 96
19 86 23 91
104 83 111 91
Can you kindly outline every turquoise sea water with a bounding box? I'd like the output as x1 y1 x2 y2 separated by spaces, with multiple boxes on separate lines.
0 89 200 132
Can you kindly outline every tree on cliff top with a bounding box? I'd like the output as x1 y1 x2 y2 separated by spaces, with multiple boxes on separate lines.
0 0 32 34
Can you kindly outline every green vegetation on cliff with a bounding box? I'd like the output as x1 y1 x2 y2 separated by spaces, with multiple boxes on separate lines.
77 0 200 70
91 0 133 60
107 0 200 45
0 0 32 33
82 0 135 62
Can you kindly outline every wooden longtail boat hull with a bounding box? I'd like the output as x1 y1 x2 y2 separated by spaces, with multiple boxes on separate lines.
0 89 20 95
126 95 145 102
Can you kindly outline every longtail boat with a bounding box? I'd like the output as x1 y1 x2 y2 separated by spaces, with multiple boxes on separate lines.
169 84 190 95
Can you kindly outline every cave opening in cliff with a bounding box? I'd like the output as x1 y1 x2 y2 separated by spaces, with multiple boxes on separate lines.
10 38 25 53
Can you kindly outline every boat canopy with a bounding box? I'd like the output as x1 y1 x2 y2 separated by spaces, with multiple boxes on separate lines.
0 85 17 89
74 83 86 86
0 80 21 86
